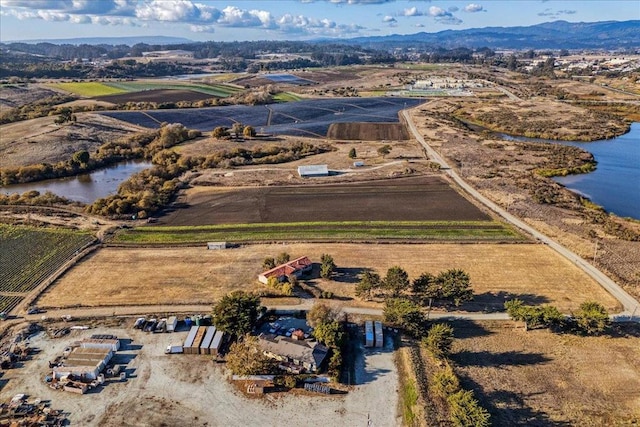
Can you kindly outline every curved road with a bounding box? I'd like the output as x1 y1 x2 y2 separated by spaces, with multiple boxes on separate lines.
401 109 640 321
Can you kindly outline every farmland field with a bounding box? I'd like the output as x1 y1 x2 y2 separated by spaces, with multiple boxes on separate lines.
38 243 620 311
113 221 521 244
48 82 127 97
263 73 316 85
103 81 241 97
96 89 214 104
157 176 491 226
0 224 94 293
99 97 424 137
450 321 640 425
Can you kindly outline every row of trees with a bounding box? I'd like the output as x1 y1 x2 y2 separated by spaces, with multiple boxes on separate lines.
422 323 491 427
505 299 611 335
357 267 474 306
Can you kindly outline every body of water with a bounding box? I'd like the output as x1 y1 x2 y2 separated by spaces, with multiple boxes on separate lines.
503 122 640 219
1 160 152 203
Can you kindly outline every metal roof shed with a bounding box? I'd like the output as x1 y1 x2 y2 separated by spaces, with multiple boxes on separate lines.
200 326 217 355
183 326 199 352
374 321 384 348
210 330 225 355
365 321 374 348
297 164 329 178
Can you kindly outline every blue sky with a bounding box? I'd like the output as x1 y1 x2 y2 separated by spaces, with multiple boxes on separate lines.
1 1 638 42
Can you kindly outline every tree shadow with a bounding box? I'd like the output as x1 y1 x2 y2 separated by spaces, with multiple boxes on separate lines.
459 375 572 426
332 267 368 284
440 319 495 339
453 350 551 368
456 292 551 313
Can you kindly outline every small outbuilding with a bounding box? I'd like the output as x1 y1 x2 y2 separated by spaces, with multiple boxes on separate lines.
297 164 329 178
207 242 227 250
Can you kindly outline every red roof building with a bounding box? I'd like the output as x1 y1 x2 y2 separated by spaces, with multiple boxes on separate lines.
258 256 312 284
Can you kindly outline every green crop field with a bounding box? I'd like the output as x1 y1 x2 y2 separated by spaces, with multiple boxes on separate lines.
113 221 524 244
48 82 128 97
104 82 242 97
273 92 302 102
0 224 95 293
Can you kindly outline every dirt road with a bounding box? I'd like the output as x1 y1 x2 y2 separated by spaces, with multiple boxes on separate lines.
401 109 640 320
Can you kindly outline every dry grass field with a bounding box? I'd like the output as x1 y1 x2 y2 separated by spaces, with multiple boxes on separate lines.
38 243 619 312
0 113 145 167
450 321 640 425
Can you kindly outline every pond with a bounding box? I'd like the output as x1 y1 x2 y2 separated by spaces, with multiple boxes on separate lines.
1 160 152 204
502 122 640 220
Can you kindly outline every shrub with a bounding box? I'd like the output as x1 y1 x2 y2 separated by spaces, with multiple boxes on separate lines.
422 323 454 359
431 365 460 397
447 390 491 427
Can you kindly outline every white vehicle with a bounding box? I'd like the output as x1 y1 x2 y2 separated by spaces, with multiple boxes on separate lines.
165 345 183 354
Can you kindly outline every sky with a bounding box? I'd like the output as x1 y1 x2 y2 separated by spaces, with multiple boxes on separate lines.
0 0 638 42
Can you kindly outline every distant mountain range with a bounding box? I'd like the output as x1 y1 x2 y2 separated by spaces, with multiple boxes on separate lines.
7 36 193 46
341 20 640 50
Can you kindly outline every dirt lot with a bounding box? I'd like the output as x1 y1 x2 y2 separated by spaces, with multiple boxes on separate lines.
162 175 488 225
450 321 640 425
0 323 400 426
0 113 145 168
327 122 410 140
37 243 619 312
97 89 215 104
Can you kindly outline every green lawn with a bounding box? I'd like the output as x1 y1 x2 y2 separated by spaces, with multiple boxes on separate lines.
49 82 127 97
113 221 524 244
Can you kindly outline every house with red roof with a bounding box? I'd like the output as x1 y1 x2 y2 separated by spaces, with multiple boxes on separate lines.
258 256 312 284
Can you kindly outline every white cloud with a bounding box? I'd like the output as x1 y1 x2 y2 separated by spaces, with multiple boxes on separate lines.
428 6 450 17
436 16 462 25
403 7 423 17
383 15 396 22
1 0 369 38
464 3 484 13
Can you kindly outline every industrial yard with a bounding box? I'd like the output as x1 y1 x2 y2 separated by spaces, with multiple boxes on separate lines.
0 322 400 426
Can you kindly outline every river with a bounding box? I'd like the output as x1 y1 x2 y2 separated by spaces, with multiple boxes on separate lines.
1 160 152 204
502 122 640 220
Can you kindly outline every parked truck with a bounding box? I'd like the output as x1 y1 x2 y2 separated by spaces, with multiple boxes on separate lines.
165 345 183 354
166 316 178 333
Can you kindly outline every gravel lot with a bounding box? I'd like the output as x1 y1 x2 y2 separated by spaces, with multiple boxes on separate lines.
0 322 400 426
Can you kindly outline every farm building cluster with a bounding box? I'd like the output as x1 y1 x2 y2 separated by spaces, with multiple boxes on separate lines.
47 335 123 394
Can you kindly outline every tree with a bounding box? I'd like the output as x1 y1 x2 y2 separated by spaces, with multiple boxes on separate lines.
276 252 290 265
320 253 336 279
307 302 335 328
212 291 261 337
226 335 276 375
313 320 345 349
377 144 392 158
348 147 356 159
435 269 473 306
243 125 256 138
573 301 610 335
232 122 244 139
356 271 381 300
71 150 90 166
54 107 75 124
447 390 491 427
421 323 454 359
412 272 437 303
384 266 410 297
505 299 564 331
262 257 276 270
212 126 229 139
384 298 426 337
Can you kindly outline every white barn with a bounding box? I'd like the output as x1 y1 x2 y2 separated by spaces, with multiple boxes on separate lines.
298 165 329 178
